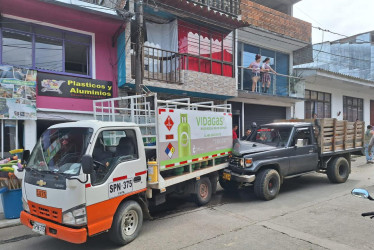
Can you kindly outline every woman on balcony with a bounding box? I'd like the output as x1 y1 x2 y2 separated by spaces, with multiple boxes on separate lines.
261 57 277 94
248 54 262 92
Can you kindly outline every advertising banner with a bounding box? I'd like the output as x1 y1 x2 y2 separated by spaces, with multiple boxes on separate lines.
157 108 232 169
0 65 37 120
37 72 113 100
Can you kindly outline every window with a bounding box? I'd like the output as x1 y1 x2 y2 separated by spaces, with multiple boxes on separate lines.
343 96 363 121
293 128 312 146
237 42 289 94
304 90 331 119
178 20 233 77
91 129 138 185
0 18 91 77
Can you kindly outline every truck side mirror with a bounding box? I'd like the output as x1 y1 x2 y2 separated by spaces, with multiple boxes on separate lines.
81 155 93 175
295 139 304 148
23 150 30 163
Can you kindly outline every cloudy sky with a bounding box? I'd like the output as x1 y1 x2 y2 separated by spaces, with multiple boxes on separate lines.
293 0 374 44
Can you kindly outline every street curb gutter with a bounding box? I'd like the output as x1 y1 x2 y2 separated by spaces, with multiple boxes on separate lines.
0 219 21 229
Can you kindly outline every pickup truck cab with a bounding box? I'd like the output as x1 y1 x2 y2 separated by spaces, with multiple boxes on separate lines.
221 121 363 200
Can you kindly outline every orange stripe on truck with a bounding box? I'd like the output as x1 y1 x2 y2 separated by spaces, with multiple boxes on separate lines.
86 188 147 236
20 211 87 244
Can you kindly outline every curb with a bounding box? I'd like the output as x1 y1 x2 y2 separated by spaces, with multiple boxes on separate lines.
0 218 21 229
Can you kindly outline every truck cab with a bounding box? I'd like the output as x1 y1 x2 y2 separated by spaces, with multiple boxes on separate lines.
21 121 147 244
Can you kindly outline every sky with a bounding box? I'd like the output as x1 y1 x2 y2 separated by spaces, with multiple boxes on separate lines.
293 0 374 44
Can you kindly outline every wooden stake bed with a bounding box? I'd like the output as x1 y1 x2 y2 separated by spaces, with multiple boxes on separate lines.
274 118 364 155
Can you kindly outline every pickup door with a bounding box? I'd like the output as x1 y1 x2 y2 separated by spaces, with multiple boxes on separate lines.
287 126 319 175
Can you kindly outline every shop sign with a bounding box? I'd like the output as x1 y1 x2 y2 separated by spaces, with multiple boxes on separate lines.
0 65 37 120
37 72 113 100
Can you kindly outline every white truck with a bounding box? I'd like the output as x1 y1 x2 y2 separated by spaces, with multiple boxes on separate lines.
20 94 232 245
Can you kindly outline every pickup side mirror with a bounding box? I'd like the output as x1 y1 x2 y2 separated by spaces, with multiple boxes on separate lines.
81 154 93 175
295 139 304 148
351 188 371 199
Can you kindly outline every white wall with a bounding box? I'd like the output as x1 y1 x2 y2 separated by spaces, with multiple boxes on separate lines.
296 80 374 125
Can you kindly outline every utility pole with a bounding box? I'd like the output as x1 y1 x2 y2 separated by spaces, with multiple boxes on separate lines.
135 0 143 94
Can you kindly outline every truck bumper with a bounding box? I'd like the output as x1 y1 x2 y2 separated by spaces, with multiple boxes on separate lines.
223 169 256 183
20 211 87 244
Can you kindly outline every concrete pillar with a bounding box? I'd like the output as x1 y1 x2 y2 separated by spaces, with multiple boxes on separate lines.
24 120 37 151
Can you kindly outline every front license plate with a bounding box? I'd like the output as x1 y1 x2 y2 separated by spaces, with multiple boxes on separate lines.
32 221 46 235
222 172 231 181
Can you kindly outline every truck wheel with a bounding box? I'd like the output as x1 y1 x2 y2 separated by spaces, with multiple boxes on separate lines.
109 200 143 245
194 177 212 206
219 176 240 192
327 157 350 183
254 169 280 201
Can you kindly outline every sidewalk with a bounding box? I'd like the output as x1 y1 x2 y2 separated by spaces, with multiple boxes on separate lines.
0 212 21 229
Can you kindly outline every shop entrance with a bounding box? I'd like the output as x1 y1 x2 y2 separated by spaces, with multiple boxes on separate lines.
37 120 69 139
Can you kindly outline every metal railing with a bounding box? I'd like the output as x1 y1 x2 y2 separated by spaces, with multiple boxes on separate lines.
131 44 186 84
237 66 305 99
188 0 241 16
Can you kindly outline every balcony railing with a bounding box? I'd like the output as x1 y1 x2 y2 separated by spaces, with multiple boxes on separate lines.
131 44 186 84
188 0 241 16
238 67 305 99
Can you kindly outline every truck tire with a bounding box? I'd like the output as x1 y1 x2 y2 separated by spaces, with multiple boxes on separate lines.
327 157 350 183
219 175 240 192
109 200 143 245
210 175 218 195
254 169 281 201
194 177 212 206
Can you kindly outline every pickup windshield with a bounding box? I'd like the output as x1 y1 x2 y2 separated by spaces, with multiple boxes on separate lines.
252 126 292 147
27 127 93 175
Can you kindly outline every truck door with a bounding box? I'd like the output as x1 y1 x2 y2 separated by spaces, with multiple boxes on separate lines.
288 126 318 175
85 128 147 235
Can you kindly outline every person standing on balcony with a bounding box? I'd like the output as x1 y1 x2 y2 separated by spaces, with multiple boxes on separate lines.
248 54 262 92
261 57 277 93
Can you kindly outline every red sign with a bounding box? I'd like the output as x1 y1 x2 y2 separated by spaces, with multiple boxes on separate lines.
164 116 174 131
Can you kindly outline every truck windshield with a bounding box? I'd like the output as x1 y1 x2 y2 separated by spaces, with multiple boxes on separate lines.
27 127 93 175
252 126 292 147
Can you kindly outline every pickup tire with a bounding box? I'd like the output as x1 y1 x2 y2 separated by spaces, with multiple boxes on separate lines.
109 200 143 245
327 157 350 183
254 169 281 201
194 177 212 206
219 175 240 192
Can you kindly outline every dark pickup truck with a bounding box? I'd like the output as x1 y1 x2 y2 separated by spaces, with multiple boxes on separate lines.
220 120 364 200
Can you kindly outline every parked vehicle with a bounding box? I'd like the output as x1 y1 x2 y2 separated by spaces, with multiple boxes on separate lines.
221 119 364 200
20 94 232 245
351 188 374 218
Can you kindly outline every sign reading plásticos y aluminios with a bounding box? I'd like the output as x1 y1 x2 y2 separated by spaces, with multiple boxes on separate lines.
37 72 112 100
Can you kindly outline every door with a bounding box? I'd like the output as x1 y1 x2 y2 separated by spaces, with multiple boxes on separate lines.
287 127 318 175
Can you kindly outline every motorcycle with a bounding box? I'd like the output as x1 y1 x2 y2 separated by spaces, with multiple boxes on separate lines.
351 188 374 218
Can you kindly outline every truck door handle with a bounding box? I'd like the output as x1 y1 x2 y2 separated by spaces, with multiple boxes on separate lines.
134 176 141 183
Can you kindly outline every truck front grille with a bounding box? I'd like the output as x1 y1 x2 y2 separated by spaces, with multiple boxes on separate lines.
230 157 242 167
28 201 62 223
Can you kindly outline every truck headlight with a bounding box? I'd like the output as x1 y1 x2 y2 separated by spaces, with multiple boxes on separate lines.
62 205 87 226
22 197 30 213
245 158 253 167
239 159 244 167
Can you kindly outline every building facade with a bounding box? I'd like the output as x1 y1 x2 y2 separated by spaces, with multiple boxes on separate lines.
295 31 374 124
228 0 312 136
0 0 124 157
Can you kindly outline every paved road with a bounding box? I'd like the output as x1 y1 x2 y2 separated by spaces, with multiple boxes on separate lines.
2 156 374 250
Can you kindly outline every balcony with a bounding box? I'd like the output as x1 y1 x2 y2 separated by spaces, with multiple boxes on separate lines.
131 45 185 84
240 0 311 43
238 67 305 99
187 0 241 16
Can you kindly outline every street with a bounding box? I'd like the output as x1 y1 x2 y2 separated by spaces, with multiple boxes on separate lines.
2 156 374 250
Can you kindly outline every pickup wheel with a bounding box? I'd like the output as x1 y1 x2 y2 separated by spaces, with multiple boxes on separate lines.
109 200 143 245
254 169 281 201
219 175 240 192
194 177 212 206
327 157 350 183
